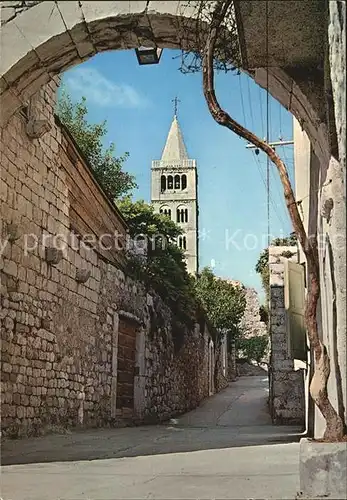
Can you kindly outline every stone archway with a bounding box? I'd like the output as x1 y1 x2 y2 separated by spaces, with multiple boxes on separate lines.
0 0 345 443
0 0 335 166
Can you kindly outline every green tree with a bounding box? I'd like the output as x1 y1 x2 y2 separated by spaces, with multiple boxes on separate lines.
255 248 270 304
236 336 269 364
194 267 246 343
56 90 137 200
259 304 269 324
118 197 197 332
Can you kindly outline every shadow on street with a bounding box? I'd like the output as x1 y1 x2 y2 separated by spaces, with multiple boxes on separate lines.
2 376 304 466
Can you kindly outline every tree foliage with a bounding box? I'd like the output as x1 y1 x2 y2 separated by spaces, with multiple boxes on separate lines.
117 197 196 331
236 335 269 364
259 304 269 325
177 1 240 74
255 248 270 304
194 267 246 342
56 91 137 201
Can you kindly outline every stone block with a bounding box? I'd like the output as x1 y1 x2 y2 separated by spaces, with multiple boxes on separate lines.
272 359 294 371
270 273 284 287
299 438 347 499
0 20 39 81
6 222 21 242
270 263 285 275
3 259 17 277
3 316 14 330
76 268 91 284
58 3 95 58
13 2 64 54
45 247 63 265
269 245 297 256
271 322 287 335
81 0 147 25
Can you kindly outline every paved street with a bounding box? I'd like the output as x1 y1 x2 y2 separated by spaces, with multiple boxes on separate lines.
1 376 304 499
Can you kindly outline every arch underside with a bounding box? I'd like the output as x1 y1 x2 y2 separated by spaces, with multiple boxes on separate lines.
0 1 327 162
0 1 329 163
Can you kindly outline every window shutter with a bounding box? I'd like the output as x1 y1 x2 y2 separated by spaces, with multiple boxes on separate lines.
284 260 307 361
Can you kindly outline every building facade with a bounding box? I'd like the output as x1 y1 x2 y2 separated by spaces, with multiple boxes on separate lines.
293 116 346 438
151 115 198 275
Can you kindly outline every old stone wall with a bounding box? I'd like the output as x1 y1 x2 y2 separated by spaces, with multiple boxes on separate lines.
0 81 218 438
142 317 211 423
268 246 305 426
228 340 237 381
239 287 267 338
214 336 229 393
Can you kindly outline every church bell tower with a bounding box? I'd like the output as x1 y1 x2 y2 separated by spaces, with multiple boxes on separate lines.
151 109 199 275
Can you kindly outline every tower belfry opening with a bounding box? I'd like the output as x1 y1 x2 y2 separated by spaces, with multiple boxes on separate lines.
151 111 199 275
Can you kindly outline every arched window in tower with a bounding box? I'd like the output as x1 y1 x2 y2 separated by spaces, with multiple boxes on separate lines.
160 206 171 218
160 175 166 192
181 174 187 190
167 175 173 189
178 235 187 250
177 206 188 223
174 174 180 189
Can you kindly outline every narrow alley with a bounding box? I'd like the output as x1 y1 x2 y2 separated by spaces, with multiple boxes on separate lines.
2 376 304 500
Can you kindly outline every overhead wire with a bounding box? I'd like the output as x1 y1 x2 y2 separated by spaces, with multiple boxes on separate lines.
246 77 255 131
279 102 294 186
264 7 291 234
260 92 290 228
255 56 287 228
259 87 265 140
239 73 286 228
280 106 295 212
266 0 270 246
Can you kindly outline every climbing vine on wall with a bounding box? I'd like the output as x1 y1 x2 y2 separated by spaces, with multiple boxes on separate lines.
118 197 197 346
255 235 298 304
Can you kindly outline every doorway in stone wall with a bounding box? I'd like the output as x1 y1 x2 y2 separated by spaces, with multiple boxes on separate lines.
116 317 138 419
208 339 215 396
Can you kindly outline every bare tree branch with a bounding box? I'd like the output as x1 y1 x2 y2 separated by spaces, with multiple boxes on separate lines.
176 1 240 74
201 0 345 441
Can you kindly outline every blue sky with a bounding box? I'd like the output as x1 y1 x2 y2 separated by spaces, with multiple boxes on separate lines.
61 49 295 302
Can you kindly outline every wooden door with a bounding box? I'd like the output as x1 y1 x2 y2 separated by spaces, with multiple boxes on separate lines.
284 260 307 361
116 317 137 417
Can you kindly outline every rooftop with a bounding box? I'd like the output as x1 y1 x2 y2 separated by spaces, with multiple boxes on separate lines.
161 115 189 162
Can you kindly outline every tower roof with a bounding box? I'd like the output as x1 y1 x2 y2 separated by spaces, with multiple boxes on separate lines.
161 115 189 161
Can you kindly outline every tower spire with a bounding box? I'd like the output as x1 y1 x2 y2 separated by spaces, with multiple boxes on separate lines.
161 111 188 161
172 96 181 117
